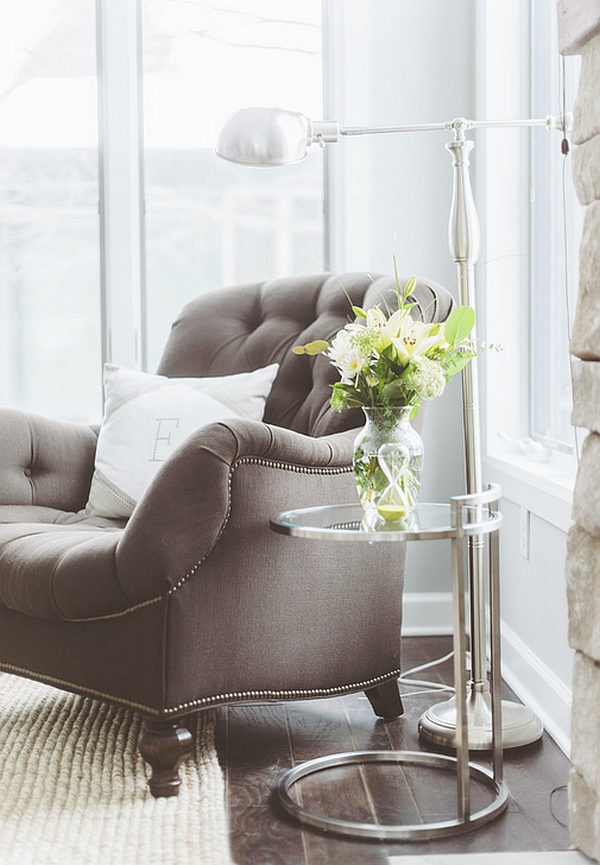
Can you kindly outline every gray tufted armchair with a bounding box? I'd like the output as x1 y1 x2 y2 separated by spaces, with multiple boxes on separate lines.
0 272 452 797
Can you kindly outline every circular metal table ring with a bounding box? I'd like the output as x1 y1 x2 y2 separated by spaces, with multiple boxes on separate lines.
277 749 509 841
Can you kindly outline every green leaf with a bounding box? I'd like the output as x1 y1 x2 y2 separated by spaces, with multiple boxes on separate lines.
306 340 329 355
401 275 417 303
442 349 476 378
379 349 408 378
444 306 475 347
292 340 329 356
352 305 367 319
381 381 409 400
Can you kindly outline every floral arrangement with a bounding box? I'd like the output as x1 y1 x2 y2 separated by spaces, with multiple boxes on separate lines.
293 273 477 522
293 275 476 417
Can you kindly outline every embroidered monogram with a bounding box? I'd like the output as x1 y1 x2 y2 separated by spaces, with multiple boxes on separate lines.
149 417 180 462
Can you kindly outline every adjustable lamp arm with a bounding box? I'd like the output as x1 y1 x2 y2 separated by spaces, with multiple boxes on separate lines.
216 106 571 165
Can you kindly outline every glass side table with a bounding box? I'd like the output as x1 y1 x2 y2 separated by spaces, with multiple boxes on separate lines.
270 483 508 840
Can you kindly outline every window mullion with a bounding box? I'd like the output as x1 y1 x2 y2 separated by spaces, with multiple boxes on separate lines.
96 0 145 370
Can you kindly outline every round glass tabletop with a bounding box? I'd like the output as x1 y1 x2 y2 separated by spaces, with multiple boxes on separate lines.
270 501 502 542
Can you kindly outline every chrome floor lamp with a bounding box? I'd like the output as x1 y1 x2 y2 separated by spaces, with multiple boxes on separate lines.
216 106 567 749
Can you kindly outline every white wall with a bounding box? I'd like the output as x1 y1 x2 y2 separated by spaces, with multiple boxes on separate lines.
325 0 476 608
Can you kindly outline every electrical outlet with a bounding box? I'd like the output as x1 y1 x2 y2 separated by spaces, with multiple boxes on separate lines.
519 507 530 560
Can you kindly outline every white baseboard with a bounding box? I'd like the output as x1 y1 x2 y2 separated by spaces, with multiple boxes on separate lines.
401 591 452 636
401 592 572 757
500 621 572 757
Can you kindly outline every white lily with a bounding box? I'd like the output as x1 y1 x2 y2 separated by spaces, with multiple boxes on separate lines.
346 306 387 333
385 307 409 338
392 319 446 361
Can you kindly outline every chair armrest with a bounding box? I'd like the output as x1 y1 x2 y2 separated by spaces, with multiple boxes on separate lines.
0 408 98 511
116 418 356 599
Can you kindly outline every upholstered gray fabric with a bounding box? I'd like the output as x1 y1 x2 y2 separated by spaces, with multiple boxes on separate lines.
0 272 452 718
0 409 98 511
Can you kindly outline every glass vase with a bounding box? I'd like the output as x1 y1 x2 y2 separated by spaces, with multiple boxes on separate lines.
352 405 423 521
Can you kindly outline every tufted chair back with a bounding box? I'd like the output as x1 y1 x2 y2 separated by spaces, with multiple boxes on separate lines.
157 272 452 438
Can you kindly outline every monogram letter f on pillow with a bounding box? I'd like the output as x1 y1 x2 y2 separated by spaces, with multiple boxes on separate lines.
85 363 279 519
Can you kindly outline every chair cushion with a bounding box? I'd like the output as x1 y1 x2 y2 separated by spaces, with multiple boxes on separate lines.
0 516 128 621
84 362 279 519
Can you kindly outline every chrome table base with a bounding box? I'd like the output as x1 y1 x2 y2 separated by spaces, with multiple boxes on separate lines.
277 749 509 841
272 486 510 841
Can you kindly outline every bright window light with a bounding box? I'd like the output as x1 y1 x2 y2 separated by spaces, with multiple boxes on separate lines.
0 0 102 422
141 0 325 371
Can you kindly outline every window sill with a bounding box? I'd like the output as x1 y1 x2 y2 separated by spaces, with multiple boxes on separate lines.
483 447 574 533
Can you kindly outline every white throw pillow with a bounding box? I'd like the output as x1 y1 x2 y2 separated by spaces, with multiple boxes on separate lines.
84 363 279 519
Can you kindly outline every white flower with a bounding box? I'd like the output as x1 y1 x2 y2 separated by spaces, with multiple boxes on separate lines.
392 318 446 361
328 329 368 383
404 356 447 400
365 306 387 329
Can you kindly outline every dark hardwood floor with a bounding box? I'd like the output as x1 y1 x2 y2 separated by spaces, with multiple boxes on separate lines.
214 636 572 865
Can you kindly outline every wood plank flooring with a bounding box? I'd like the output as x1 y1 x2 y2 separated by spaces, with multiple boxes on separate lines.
214 636 572 865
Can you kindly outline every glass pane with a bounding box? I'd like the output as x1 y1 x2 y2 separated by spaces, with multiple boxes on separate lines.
142 0 324 372
0 1 102 423
530 1 583 454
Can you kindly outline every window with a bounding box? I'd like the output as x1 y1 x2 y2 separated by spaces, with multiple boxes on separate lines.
0 1 102 422
141 0 324 371
530 1 583 456
0 0 324 420
481 0 582 495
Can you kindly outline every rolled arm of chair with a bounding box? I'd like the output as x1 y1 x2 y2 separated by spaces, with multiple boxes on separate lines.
0 408 98 510
116 417 356 600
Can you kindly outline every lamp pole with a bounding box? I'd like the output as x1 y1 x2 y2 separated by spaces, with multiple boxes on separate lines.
417 119 543 750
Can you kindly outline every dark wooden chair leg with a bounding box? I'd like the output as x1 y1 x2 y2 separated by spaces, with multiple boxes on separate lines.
364 679 404 721
138 718 194 798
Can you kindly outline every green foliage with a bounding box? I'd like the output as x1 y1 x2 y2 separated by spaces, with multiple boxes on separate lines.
292 268 477 416
291 339 329 356
444 305 476 348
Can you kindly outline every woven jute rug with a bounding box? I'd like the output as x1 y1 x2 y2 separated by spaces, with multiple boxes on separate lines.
0 673 235 865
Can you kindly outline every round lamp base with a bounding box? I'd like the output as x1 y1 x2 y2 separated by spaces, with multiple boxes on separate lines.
418 690 544 750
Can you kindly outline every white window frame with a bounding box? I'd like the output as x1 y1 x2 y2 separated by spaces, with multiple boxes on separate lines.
96 0 146 371
477 1 578 533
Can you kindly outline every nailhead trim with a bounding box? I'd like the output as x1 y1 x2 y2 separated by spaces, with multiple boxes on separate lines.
0 662 161 716
168 455 352 595
69 594 163 623
64 456 352 618
163 669 402 715
0 661 400 720
233 456 351 475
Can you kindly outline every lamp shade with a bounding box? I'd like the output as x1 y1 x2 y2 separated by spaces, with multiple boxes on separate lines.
216 107 311 166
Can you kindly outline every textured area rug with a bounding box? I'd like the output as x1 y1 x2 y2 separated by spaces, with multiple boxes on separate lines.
0 673 234 865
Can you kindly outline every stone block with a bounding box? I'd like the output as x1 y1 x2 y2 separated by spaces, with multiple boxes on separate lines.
567 524 600 660
570 201 600 360
573 134 600 205
572 433 600 535
572 359 600 431
569 766 600 862
558 0 600 55
573 32 600 145
570 651 600 793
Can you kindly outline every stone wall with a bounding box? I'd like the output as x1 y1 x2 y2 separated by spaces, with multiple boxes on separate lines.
558 2 600 861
